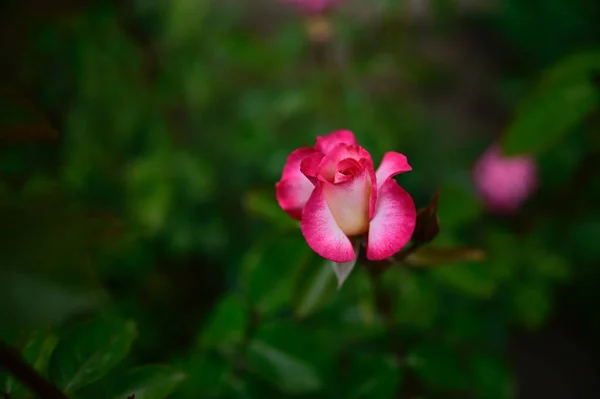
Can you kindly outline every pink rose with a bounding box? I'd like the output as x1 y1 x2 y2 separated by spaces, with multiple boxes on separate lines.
276 130 417 265
473 144 537 214
283 0 339 15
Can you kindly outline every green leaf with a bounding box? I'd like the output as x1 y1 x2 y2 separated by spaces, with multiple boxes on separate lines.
390 269 439 330
502 62 600 155
541 51 600 86
408 343 468 391
106 365 186 399
241 234 311 315
470 354 515 399
247 323 329 394
171 355 232 399
1 329 58 396
344 354 401 399
49 316 137 394
292 258 338 318
511 283 551 329
431 262 496 298
436 183 482 228
197 294 248 352
242 189 300 231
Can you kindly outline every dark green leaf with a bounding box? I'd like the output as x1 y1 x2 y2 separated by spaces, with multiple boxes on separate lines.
241 234 312 315
431 261 496 298
408 343 468 391
106 365 186 399
247 323 330 394
197 294 247 352
470 354 515 399
511 283 551 329
1 329 58 396
292 258 338 318
502 70 599 155
49 316 137 394
242 189 300 231
171 355 232 399
436 183 483 228
344 354 401 399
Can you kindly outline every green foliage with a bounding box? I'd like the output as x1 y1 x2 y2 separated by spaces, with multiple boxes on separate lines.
97 365 187 399
1 0 598 398
48 316 138 394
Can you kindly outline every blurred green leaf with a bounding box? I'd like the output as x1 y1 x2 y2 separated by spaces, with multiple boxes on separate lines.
171 355 232 399
247 323 330 394
344 354 401 399
105 365 186 399
292 258 338 318
470 354 515 399
198 294 247 352
0 271 106 340
49 316 137 394
511 283 551 329
431 262 496 298
408 343 468 391
242 190 300 231
389 269 439 330
1 329 58 397
242 234 311 315
436 183 483 228
502 70 600 155
541 50 600 86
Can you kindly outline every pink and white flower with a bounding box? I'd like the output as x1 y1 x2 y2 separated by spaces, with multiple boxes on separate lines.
276 130 416 284
283 0 339 15
473 143 537 214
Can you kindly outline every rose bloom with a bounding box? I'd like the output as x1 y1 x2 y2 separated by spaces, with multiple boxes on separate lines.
473 144 537 214
276 130 416 265
283 0 339 15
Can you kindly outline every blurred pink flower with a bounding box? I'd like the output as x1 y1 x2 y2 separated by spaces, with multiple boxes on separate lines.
284 0 339 15
473 144 537 214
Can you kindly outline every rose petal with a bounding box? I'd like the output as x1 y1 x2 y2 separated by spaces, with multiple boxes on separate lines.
276 148 318 220
276 178 315 220
301 184 356 262
318 144 373 182
366 178 416 260
281 147 318 181
300 152 325 185
322 159 372 236
315 130 357 154
375 152 412 190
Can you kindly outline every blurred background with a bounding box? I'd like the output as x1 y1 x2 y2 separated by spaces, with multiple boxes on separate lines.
1 0 600 398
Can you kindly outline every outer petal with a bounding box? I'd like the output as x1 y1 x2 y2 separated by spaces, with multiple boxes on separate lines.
322 159 372 236
276 178 314 220
281 147 318 180
301 184 356 262
315 130 357 154
375 152 412 190
366 178 416 261
276 147 318 220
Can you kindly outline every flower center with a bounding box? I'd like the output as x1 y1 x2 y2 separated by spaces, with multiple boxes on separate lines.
334 158 361 184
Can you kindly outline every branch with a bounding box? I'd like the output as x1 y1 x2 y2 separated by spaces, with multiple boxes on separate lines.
0 340 70 399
